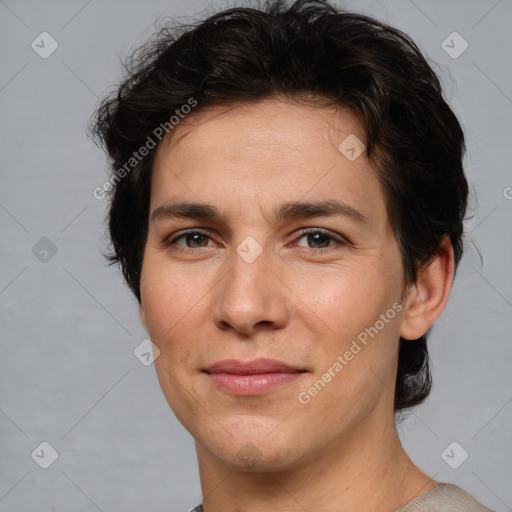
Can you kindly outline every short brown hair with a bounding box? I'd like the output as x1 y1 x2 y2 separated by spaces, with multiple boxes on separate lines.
89 0 468 411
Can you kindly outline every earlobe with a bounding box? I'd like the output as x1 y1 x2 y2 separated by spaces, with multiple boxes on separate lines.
399 236 455 341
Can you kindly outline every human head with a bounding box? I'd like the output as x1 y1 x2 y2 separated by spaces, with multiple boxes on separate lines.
89 0 467 413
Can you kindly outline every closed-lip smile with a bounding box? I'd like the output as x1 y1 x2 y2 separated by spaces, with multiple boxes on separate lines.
202 358 307 395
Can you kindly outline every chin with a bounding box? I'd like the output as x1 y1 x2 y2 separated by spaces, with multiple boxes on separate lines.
199 426 310 473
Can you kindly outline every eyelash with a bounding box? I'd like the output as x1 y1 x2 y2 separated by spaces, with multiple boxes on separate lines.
164 228 349 254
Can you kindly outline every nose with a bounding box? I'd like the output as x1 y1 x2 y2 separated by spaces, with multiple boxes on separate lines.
212 243 290 336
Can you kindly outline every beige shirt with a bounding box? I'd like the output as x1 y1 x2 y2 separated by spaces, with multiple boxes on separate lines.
190 483 495 511
396 483 494 512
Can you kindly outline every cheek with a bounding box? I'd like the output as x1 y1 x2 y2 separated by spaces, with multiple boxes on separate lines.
291 262 391 335
139 255 219 401
140 256 203 337
292 260 402 384
140 258 209 419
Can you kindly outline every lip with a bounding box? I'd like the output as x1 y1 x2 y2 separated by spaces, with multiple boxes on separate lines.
203 358 304 374
203 358 306 396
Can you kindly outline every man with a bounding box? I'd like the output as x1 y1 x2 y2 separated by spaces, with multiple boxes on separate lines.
90 1 494 510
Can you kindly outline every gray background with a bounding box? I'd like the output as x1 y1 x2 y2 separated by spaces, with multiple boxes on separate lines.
1 0 511 511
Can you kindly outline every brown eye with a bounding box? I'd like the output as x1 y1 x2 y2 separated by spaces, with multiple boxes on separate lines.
166 230 213 250
294 229 348 253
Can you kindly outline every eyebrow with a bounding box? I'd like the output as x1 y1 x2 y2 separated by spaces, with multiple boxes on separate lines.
150 199 369 225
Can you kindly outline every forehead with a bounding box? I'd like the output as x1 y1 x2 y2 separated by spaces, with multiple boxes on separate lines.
150 99 388 231
157 99 366 164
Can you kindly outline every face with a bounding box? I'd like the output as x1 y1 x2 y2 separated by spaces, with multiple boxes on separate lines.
139 99 407 471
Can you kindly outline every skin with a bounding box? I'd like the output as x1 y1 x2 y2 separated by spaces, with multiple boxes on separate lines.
138 99 455 512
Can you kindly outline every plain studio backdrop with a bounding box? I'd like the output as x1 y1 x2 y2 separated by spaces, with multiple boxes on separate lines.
0 1 511 511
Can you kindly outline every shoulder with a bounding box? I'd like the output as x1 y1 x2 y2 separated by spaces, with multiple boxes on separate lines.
189 485 494 512
398 483 495 512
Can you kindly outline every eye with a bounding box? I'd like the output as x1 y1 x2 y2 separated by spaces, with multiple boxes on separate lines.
164 228 349 254
165 230 215 250
293 228 348 253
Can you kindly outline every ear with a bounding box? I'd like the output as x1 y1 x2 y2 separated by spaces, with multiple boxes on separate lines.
139 302 147 329
399 236 455 340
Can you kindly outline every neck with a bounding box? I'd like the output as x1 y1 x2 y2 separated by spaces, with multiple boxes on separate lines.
195 406 436 512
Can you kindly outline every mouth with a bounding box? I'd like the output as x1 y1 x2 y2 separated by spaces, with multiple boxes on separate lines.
202 358 307 396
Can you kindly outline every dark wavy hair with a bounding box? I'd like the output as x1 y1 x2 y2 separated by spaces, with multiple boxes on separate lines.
89 0 468 411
